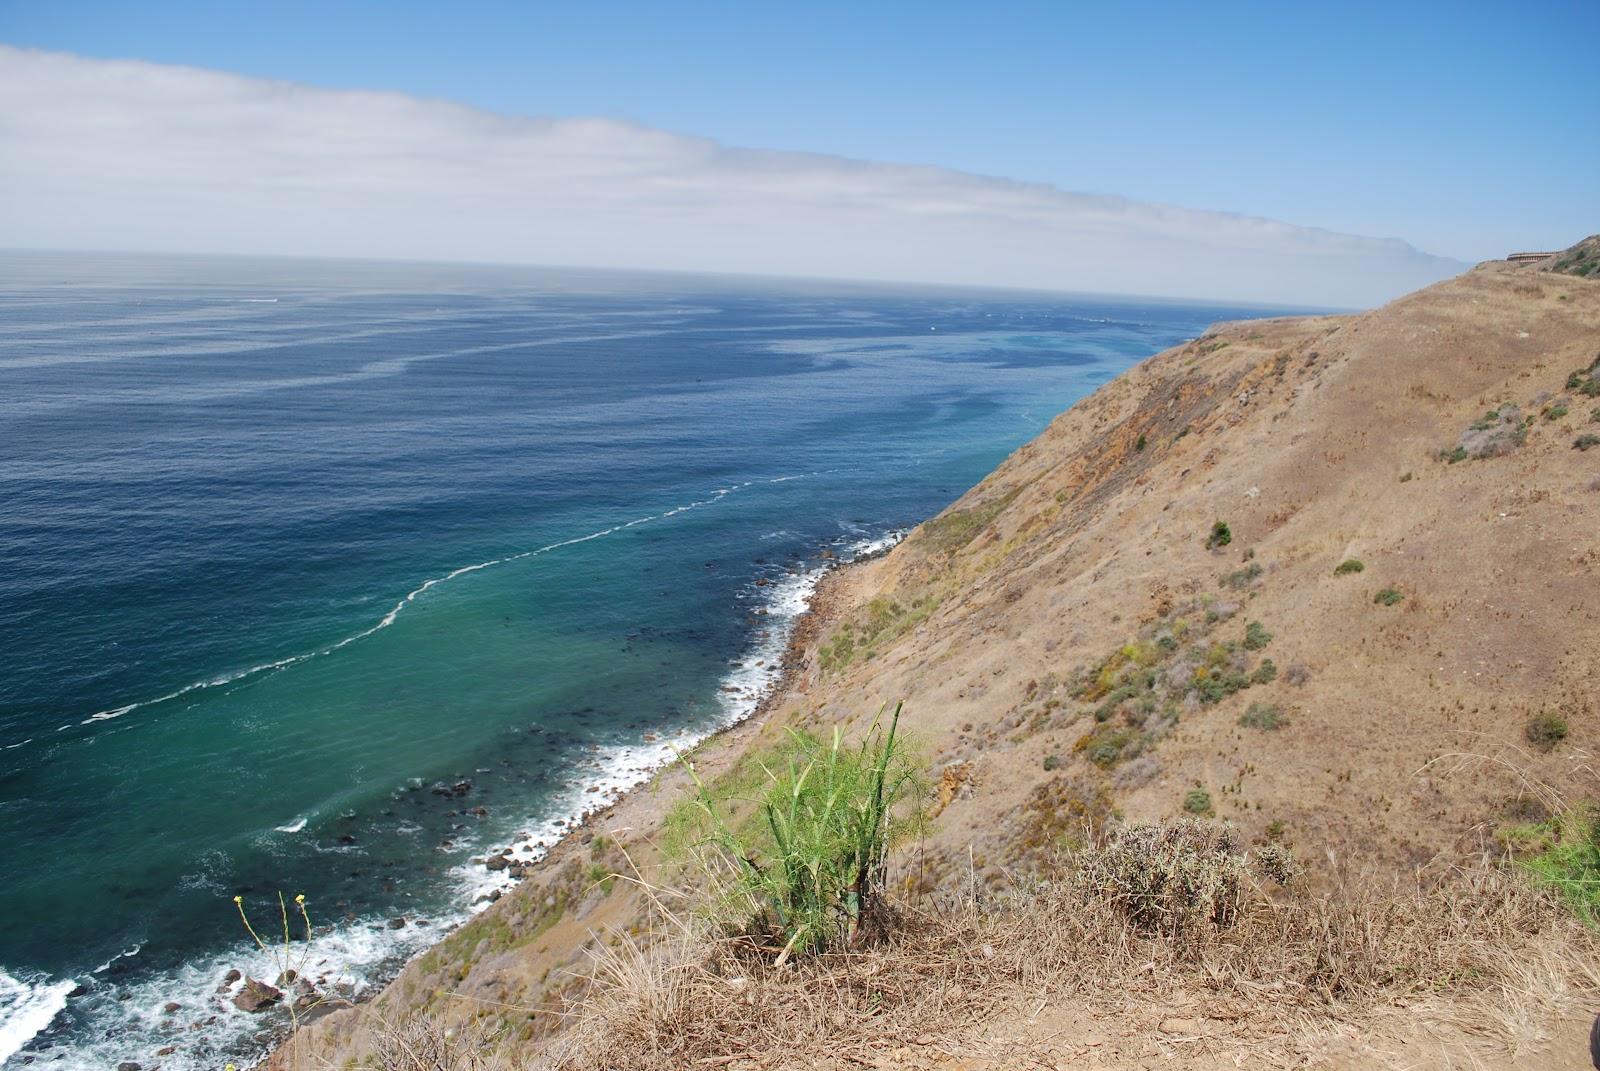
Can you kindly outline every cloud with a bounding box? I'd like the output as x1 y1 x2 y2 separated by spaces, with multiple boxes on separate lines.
0 46 1464 305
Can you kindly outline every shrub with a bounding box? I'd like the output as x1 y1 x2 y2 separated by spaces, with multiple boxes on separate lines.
1334 558 1365 575
1182 788 1214 815
1374 587 1404 606
1446 404 1526 462
1206 520 1232 549
1221 561 1263 590
678 703 923 959
1575 434 1600 452
1250 659 1278 685
1525 713 1568 752
1042 753 1062 772
1544 404 1570 422
1243 621 1272 650
1071 820 1242 937
1239 702 1286 730
1134 433 1147 452
1253 842 1302 886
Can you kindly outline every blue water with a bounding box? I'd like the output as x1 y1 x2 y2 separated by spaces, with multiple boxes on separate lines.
0 250 1294 1068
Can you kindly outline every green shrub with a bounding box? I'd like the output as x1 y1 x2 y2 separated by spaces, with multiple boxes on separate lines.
1242 621 1272 650
677 703 923 958
1544 404 1570 421
1250 659 1278 685
1334 559 1365 575
1134 433 1147 452
1504 808 1600 927
1238 702 1286 730
1182 788 1214 815
1042 753 1062 772
1440 445 1469 464
1525 713 1568 752
1206 520 1233 549
1374 587 1404 606
1575 434 1600 452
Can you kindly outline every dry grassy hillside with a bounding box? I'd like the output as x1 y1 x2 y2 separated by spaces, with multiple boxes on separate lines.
279 245 1600 1071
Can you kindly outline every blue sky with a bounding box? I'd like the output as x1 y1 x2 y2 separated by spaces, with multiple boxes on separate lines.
5 0 1595 261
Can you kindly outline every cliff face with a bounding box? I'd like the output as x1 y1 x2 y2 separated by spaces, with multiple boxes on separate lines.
285 247 1600 1067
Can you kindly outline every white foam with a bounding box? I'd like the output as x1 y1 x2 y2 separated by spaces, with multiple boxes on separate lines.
273 817 307 834
0 967 75 1065
6 905 447 1071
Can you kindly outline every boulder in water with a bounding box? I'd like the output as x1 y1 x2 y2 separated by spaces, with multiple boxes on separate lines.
231 976 282 1013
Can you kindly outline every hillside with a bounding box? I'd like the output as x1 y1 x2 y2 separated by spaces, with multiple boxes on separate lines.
276 243 1600 1070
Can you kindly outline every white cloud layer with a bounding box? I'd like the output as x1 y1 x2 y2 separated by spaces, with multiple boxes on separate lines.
0 46 1465 306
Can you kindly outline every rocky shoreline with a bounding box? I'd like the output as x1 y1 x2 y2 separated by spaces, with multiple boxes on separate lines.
256 545 872 1067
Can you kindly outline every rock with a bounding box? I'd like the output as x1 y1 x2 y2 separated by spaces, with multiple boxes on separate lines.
387 916 407 929
117 1063 142 1071
157 1046 176 1056
484 854 509 871
162 1001 181 1014
222 969 241 985
231 977 282 1013
275 969 297 987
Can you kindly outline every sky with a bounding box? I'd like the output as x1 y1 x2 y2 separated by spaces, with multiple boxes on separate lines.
1 1 1594 304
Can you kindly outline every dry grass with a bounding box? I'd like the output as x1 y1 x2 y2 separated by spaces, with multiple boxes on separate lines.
546 822 1600 1070
366 1012 516 1071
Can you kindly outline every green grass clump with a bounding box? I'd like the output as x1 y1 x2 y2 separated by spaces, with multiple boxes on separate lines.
1374 587 1404 606
1238 702 1287 730
677 703 923 959
1182 788 1214 816
1503 808 1600 927
1134 433 1147 452
1575 434 1600 452
1250 659 1277 685
1242 621 1272 650
1334 558 1365 575
1544 403 1570 421
1206 520 1232 550
1525 713 1568 752
1042 753 1062 771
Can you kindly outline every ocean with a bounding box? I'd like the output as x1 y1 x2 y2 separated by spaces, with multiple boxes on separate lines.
0 250 1296 1068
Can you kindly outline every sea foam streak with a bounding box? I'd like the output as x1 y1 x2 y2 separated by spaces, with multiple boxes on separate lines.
47 478 806 742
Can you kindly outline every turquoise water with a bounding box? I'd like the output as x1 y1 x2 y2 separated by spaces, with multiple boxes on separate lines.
0 251 1294 1068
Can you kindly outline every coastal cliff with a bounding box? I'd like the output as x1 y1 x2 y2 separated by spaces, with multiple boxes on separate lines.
278 243 1600 1069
